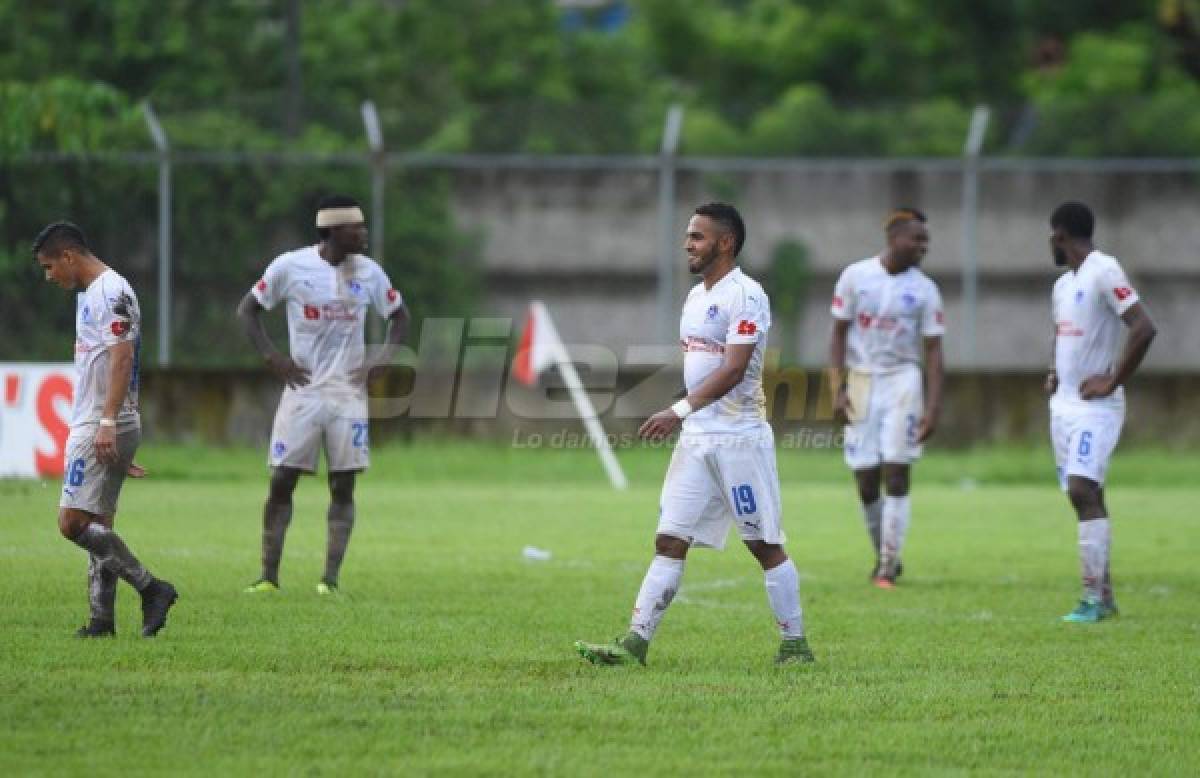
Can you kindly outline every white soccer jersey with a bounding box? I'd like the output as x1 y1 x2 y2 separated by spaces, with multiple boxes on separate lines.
71 269 141 428
1051 251 1139 411
831 257 945 373
679 267 770 434
251 246 404 392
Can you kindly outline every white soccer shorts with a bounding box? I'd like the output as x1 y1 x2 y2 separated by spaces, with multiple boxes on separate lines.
1050 404 1124 489
268 387 370 473
657 430 785 550
843 366 924 470
60 425 141 517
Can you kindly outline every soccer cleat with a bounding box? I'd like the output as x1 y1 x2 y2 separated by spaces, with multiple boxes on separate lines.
316 580 339 596
1101 600 1119 619
775 636 815 665
870 559 904 582
140 580 178 637
574 632 648 666
872 575 896 590
243 579 280 594
1062 598 1113 624
75 618 115 638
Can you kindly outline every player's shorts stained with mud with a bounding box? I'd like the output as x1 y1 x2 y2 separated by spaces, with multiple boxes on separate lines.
268 388 369 473
657 428 785 550
59 425 141 516
843 365 924 469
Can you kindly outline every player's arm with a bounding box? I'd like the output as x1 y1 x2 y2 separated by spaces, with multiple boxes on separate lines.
828 318 853 421
357 304 411 384
638 343 755 440
236 291 309 388
95 339 134 465
1045 330 1058 394
1080 302 1158 399
917 335 943 442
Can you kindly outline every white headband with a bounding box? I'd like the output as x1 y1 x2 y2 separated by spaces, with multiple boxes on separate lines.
316 206 365 228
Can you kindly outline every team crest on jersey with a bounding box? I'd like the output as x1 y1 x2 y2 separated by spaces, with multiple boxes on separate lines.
901 291 917 308
706 304 719 320
1074 289 1085 304
346 279 364 297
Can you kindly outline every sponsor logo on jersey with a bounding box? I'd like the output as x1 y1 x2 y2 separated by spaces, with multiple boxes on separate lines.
304 305 320 320
321 301 358 321
858 313 873 329
1114 286 1133 301
682 336 725 354
935 310 945 325
736 320 757 336
706 304 719 320
1056 320 1084 336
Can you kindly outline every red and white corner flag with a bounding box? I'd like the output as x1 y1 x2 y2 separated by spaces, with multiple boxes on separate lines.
511 301 628 490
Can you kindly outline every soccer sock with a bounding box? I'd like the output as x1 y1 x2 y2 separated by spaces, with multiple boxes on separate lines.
861 498 883 555
1078 518 1109 602
629 555 686 642
880 495 911 574
73 524 153 591
87 552 117 623
764 557 805 639
323 501 356 585
261 499 293 584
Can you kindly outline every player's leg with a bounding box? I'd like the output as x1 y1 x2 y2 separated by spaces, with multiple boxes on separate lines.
319 398 370 594
61 426 177 637
876 462 911 587
321 470 358 593
874 370 922 587
248 466 302 591
852 466 883 575
1097 486 1116 612
79 513 117 637
1060 413 1121 623
576 441 712 667
845 401 884 577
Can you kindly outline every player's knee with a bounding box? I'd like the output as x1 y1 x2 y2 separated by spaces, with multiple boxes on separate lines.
328 473 355 505
654 533 689 559
1066 478 1101 516
57 510 86 540
883 469 910 496
268 468 300 502
744 540 786 569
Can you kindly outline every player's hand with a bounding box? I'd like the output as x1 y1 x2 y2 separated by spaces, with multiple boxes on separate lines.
638 408 683 441
127 462 147 478
350 361 388 387
832 385 854 424
94 425 118 465
1044 370 1058 395
265 353 310 388
917 409 939 443
1079 374 1116 400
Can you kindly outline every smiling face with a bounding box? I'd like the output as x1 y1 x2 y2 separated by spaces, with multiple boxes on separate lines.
684 214 731 276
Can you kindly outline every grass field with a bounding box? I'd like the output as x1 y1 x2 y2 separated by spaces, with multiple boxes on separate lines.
2 441 1198 775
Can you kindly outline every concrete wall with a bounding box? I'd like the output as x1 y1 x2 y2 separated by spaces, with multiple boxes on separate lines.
449 162 1200 369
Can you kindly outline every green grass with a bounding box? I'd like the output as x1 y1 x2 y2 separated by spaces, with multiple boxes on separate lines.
2 443 1198 775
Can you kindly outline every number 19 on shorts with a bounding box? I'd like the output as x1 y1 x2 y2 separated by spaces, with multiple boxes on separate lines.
731 484 757 516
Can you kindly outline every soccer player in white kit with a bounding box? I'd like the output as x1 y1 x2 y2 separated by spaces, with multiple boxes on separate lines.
1046 202 1156 623
238 196 409 595
575 203 814 667
34 222 179 638
828 208 945 589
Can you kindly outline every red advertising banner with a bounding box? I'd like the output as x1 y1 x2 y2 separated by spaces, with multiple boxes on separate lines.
0 363 75 478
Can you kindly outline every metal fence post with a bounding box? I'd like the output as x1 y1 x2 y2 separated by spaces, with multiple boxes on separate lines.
961 104 990 366
142 102 172 367
657 104 684 344
361 100 386 344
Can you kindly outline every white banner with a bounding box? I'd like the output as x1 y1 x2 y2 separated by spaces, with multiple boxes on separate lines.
0 363 75 478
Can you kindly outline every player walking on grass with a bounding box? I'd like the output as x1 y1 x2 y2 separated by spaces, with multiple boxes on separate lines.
34 222 178 638
575 203 813 667
1046 202 1156 623
828 208 945 588
238 196 408 595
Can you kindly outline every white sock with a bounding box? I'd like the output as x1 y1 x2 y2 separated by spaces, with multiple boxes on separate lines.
862 498 883 554
629 555 685 641
1078 518 1109 602
880 495 911 572
764 558 805 639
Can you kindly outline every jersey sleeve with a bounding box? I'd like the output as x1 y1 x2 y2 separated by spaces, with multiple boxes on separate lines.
368 263 404 318
99 281 141 347
1097 258 1140 315
251 256 289 311
726 288 770 345
921 282 946 337
831 267 855 321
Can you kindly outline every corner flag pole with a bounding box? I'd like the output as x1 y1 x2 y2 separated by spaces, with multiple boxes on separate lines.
531 302 628 491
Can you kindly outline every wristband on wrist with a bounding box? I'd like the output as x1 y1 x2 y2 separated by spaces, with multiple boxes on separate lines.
98 418 116 428
670 399 693 419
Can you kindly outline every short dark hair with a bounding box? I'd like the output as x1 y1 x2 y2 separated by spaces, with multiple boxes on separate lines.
32 221 89 259
885 207 927 235
694 202 746 257
316 194 363 239
1050 201 1094 239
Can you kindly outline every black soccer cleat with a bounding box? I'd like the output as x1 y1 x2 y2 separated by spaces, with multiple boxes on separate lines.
75 618 116 638
140 579 179 637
